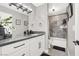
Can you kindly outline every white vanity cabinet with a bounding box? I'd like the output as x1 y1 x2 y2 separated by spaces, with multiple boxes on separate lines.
0 34 45 56
29 37 40 56
39 35 45 53
1 39 29 56
29 35 45 56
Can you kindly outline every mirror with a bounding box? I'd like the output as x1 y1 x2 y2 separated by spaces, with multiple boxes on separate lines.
0 11 12 39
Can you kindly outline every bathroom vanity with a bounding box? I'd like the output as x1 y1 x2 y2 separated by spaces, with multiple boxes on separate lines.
0 32 45 56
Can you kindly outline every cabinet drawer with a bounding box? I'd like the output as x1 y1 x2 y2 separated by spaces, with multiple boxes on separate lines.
29 38 39 51
30 49 40 56
10 49 29 56
4 48 29 56
30 48 42 56
2 40 29 55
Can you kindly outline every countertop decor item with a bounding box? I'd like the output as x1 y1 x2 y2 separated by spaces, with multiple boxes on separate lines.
0 26 5 40
24 31 27 36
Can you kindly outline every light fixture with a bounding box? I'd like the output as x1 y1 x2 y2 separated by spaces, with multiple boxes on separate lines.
52 9 55 11
9 3 32 14
22 7 28 12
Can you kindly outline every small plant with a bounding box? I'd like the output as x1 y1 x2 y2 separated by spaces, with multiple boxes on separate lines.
0 16 13 34
0 16 12 26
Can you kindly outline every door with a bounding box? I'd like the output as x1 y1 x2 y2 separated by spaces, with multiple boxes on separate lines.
67 3 75 56
75 3 79 56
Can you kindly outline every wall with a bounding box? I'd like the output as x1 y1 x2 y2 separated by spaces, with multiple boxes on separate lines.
48 3 68 16
75 3 79 56
23 3 36 30
29 4 48 50
0 3 36 39
68 3 75 56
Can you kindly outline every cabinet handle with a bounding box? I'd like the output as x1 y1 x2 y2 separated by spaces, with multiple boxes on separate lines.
22 53 25 56
39 42 41 49
14 43 25 48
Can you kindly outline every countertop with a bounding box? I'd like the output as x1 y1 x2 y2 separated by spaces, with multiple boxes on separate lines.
0 32 45 47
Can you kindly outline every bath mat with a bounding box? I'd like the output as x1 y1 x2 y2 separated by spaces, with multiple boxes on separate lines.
53 46 65 52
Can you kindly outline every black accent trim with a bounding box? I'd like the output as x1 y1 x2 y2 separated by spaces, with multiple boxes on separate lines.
14 43 25 48
53 46 65 52
69 3 73 18
66 3 73 18
41 53 50 56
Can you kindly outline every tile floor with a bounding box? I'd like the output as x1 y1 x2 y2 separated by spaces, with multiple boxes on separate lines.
48 48 67 56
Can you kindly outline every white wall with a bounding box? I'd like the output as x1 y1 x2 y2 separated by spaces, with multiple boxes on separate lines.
68 4 75 56
48 3 68 16
0 3 36 39
23 3 36 30
75 4 79 56
29 4 49 50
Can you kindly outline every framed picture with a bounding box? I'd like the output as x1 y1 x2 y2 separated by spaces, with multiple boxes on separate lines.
24 16 29 26
24 20 28 26
16 19 21 25
66 3 73 18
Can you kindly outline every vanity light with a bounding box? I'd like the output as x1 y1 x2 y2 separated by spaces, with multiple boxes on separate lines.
16 4 23 9
9 3 16 6
22 7 28 12
27 9 32 14
9 3 22 9
9 3 32 14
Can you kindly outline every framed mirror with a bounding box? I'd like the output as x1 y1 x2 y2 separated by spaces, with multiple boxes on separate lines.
0 11 12 38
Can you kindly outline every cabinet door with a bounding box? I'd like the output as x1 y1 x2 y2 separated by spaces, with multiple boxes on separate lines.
29 37 41 56
6 48 29 56
40 35 45 52
37 35 45 55
29 35 45 56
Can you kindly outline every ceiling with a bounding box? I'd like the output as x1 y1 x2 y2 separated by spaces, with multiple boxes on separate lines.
32 3 69 16
48 3 69 16
32 3 44 7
